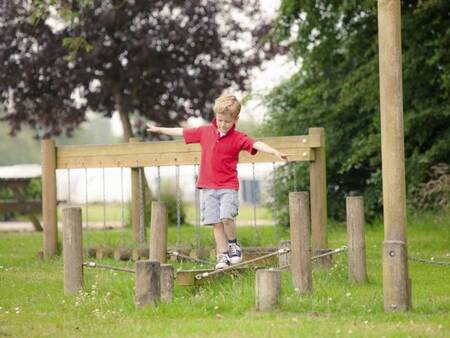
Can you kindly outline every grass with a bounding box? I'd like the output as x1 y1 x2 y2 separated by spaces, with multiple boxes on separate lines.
0 208 449 337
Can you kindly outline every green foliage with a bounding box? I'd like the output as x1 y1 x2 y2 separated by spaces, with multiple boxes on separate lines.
263 0 450 220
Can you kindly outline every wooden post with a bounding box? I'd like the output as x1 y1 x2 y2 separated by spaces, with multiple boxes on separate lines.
255 269 281 312
289 192 312 293
130 138 145 243
135 260 161 308
346 196 368 283
278 240 291 267
95 246 114 259
308 128 329 267
114 247 133 261
378 0 411 311
63 207 83 295
149 201 168 263
41 139 58 260
132 247 149 261
160 264 174 302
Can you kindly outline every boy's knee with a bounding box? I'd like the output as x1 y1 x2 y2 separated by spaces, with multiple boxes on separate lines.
221 218 234 226
213 222 224 229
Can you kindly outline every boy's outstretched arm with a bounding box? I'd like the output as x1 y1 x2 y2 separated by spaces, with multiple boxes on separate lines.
253 141 290 161
146 123 183 137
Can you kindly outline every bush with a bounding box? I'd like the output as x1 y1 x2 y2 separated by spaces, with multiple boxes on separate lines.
127 185 187 228
414 163 450 212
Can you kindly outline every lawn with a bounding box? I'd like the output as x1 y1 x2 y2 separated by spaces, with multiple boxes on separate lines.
0 208 449 337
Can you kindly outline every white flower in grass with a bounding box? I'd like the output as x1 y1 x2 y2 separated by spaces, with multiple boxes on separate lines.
438 324 443 329
348 329 352 334
0 266 3 269
0 306 2 310
430 257 435 261
346 292 352 297
336 329 340 334
364 320 368 325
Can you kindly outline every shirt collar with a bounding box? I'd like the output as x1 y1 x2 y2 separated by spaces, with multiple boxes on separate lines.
211 117 236 137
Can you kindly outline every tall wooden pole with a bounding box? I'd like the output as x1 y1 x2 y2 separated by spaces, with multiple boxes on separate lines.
41 139 58 259
309 128 329 266
378 0 411 311
130 137 145 243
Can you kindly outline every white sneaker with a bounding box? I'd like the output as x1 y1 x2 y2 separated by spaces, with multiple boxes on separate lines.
228 242 243 265
215 253 230 269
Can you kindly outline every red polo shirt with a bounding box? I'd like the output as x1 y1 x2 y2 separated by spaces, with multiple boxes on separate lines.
183 118 257 190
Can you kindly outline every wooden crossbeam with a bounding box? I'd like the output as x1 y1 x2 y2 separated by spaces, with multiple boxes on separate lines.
55 135 320 169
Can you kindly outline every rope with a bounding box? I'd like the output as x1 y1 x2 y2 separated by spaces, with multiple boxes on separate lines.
194 164 201 249
157 166 161 201
272 162 278 243
278 246 348 271
120 166 125 248
195 247 291 280
84 167 89 252
67 168 71 205
169 251 214 267
251 162 260 244
175 164 181 247
292 161 297 192
102 167 106 230
83 261 134 273
138 167 145 245
408 256 450 266
102 167 107 242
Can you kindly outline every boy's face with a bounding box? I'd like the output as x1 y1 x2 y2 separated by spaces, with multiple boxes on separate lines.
216 113 237 134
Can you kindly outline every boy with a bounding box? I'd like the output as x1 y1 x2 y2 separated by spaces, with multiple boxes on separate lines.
147 95 288 269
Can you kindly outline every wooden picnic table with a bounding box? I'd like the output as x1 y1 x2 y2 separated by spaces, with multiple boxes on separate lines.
0 177 43 231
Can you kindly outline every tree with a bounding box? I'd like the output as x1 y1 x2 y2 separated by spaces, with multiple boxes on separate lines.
263 0 449 221
0 0 277 141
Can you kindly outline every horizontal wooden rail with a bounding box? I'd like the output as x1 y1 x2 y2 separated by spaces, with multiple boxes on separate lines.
56 135 321 169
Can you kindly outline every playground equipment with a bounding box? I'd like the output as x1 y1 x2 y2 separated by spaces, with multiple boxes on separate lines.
62 191 360 308
41 128 329 261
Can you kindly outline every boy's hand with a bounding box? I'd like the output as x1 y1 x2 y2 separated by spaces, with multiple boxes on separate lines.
274 150 290 162
146 123 160 133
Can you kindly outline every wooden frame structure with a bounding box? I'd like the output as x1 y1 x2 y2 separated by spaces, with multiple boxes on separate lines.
40 127 328 260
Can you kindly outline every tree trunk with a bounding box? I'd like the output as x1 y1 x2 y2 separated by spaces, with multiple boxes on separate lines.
113 84 133 142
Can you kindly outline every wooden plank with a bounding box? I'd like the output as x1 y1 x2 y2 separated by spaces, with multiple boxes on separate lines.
176 267 249 286
56 147 314 169
55 135 320 169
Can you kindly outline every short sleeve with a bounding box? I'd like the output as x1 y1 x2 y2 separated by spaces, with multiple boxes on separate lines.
240 134 257 155
183 127 202 144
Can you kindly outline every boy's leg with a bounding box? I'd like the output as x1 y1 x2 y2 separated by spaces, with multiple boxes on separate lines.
218 189 242 265
222 218 236 241
213 222 230 269
213 222 229 254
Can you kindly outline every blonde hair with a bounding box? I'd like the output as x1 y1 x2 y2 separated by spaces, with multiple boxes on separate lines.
213 95 241 119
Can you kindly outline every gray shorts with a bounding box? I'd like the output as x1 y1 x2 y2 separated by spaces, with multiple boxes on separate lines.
201 189 239 225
